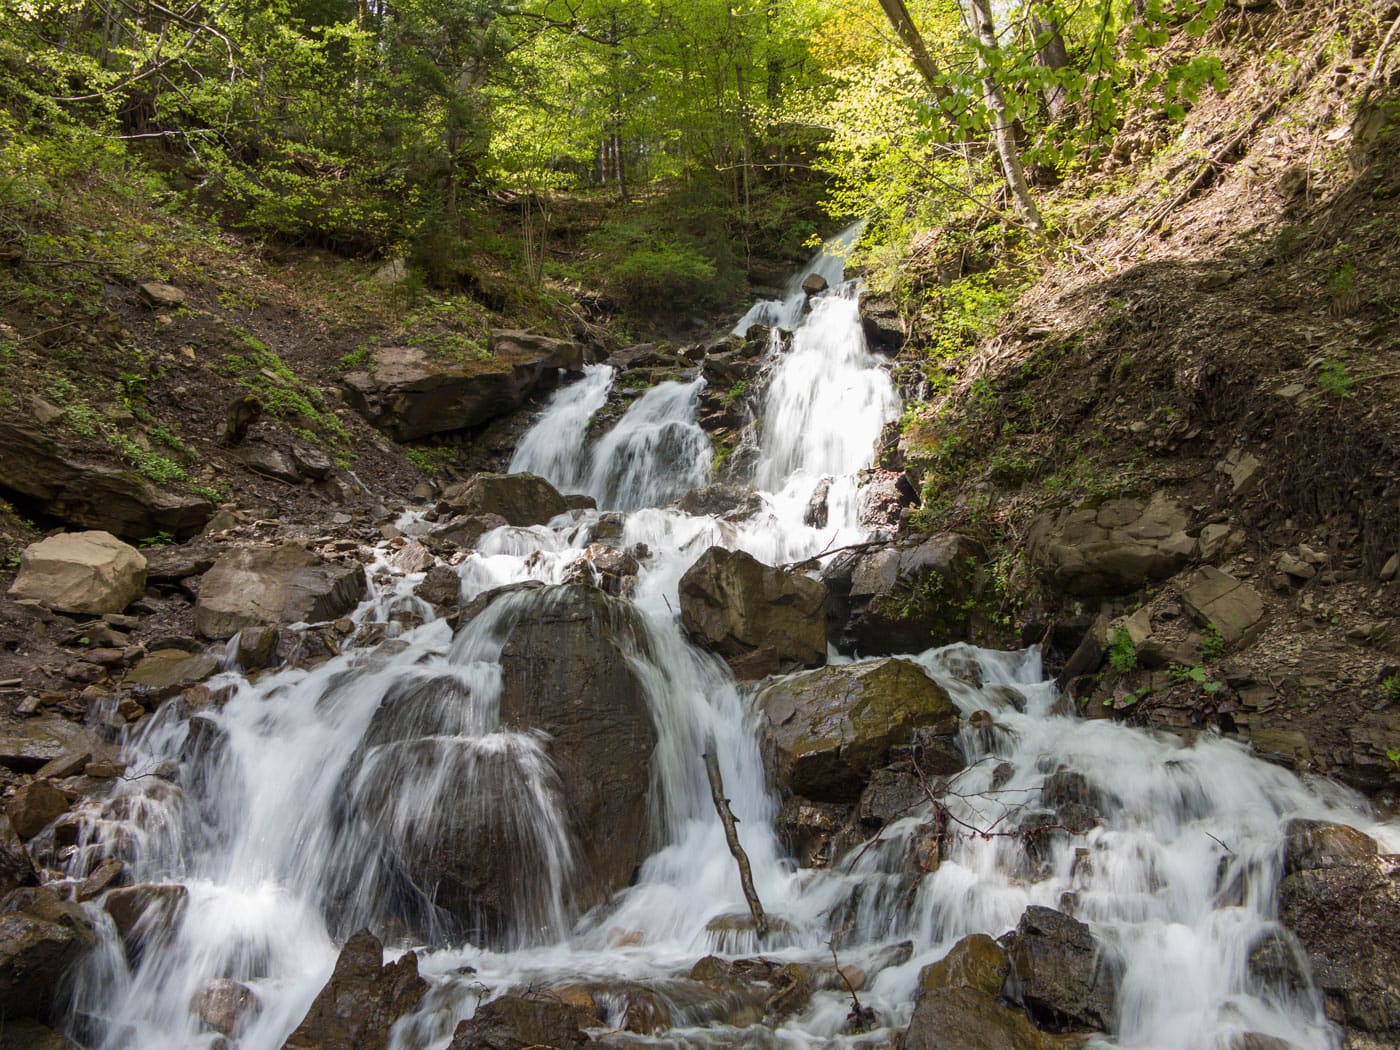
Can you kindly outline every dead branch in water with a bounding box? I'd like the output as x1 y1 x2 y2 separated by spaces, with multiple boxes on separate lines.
704 748 769 937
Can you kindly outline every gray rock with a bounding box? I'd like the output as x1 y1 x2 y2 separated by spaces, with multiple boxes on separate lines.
138 281 186 308
0 421 213 538
823 533 981 654
194 544 366 639
429 512 509 549
679 547 827 679
237 442 302 483
8 531 147 614
1027 493 1194 596
801 273 829 295
448 995 591 1050
756 658 959 803
1179 566 1264 643
442 472 567 527
123 649 220 695
1009 905 1118 1031
0 717 95 774
413 564 461 606
343 334 580 441
193 977 260 1036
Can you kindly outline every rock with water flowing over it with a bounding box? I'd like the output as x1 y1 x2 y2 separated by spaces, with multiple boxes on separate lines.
1278 820 1400 1038
102 883 188 962
1008 906 1118 1032
7 531 147 614
0 886 98 1019
0 815 34 893
756 658 960 803
678 547 827 679
341 332 582 441
822 533 982 655
0 421 214 539
447 994 592 1050
193 543 366 639
562 543 640 597
281 929 427 1050
192 978 260 1036
1025 493 1196 596
441 471 568 526
497 585 658 914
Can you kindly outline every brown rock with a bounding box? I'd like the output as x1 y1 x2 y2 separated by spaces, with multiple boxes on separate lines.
194 544 366 639
5 781 70 839
919 933 1010 996
281 929 427 1050
8 531 147 614
124 648 220 695
448 995 590 1050
679 546 827 678
442 472 568 527
193 977 260 1036
0 886 98 1018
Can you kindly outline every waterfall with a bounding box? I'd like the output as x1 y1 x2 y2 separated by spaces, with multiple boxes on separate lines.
61 225 1399 1050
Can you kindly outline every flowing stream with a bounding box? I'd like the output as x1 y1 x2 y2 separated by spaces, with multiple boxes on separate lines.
61 233 1398 1050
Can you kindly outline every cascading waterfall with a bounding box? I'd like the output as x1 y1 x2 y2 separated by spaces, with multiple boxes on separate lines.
60 227 1398 1050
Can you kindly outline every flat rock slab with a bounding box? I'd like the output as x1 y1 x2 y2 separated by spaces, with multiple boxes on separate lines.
124 649 220 693
0 421 213 539
1027 492 1195 596
194 544 366 639
1180 566 1264 642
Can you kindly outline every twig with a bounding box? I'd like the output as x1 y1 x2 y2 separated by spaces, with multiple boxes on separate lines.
703 748 768 937
829 939 875 1032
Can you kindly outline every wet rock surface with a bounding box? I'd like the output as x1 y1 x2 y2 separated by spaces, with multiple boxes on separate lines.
282 928 427 1050
441 471 568 526
1008 906 1118 1032
823 533 981 654
678 546 827 678
1277 821 1400 1038
448 994 592 1050
757 657 960 803
0 886 98 1019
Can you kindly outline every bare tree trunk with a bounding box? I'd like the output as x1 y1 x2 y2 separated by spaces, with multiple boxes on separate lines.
1033 6 1071 120
876 0 953 103
967 0 1044 232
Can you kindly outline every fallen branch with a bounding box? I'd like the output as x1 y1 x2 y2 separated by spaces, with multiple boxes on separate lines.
703 748 768 937
829 939 876 1032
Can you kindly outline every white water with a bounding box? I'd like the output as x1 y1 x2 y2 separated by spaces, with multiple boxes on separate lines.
59 230 1398 1050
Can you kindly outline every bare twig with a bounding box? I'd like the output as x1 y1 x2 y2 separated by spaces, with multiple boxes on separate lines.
828 939 875 1032
704 748 768 937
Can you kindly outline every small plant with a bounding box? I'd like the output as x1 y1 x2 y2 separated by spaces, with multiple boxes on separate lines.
1381 675 1400 704
1108 627 1138 673
1200 625 1226 662
189 483 225 502
1387 747 1400 768
1168 662 1223 693
138 531 174 547
1316 356 1356 399
338 346 374 371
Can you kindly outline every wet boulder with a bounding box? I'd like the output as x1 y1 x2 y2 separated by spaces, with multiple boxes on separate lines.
679 546 827 679
563 543 640 597
7 531 147 614
428 512 509 549
103 883 188 962
903 986 1065 1050
919 933 1010 996
1026 493 1195 597
675 483 764 521
497 586 658 914
441 472 568 527
756 657 960 803
823 533 981 655
1277 820 1400 1038
1008 906 1117 1032
0 421 213 539
194 543 366 639
448 994 591 1050
5 780 70 839
193 977 260 1036
282 929 427 1050
342 333 581 441
0 886 98 1019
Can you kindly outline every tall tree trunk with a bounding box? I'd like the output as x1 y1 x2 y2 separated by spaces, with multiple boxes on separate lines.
875 0 953 103
1033 6 1071 121
967 0 1044 232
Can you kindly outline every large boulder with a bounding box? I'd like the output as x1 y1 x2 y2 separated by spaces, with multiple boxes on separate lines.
1008 906 1117 1032
352 586 657 940
0 421 213 539
1026 494 1195 596
281 929 427 1050
497 586 658 913
903 986 1064 1050
0 886 98 1019
755 658 960 803
1278 820 1400 1038
823 534 981 655
342 331 582 441
5 781 70 840
679 547 827 679
194 544 366 639
442 472 568 526
8 531 147 614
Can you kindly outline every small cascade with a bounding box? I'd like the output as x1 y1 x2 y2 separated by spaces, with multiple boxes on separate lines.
60 223 1400 1050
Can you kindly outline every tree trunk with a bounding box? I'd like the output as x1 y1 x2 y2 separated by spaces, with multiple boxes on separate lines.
876 0 953 103
1033 7 1071 121
967 0 1044 232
